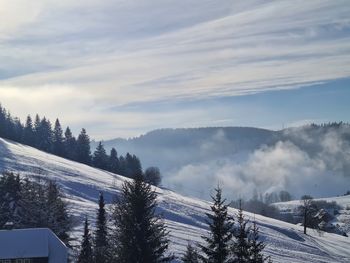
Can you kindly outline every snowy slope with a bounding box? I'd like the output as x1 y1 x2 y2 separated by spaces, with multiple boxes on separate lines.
274 196 350 236
1 137 350 263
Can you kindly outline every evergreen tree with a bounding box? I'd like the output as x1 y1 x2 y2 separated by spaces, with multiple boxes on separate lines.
78 217 93 263
76 128 91 164
16 178 71 246
93 192 109 263
232 200 250 263
46 181 71 245
92 142 109 170
199 186 234 263
248 220 269 263
182 243 200 263
111 174 173 262
33 114 41 147
23 115 35 146
109 148 119 173
64 126 77 160
0 172 21 228
37 117 53 152
53 118 65 156
124 153 142 178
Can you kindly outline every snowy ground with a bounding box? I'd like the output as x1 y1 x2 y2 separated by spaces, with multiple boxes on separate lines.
1 137 350 262
274 196 350 237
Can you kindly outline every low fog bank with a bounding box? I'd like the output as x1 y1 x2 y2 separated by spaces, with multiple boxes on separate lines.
100 125 350 201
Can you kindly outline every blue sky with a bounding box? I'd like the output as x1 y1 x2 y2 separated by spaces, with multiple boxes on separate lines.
0 0 350 139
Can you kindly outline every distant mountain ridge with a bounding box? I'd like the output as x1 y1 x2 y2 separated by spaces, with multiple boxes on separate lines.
92 125 350 200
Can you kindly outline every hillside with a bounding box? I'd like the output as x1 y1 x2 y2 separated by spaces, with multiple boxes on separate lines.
94 125 350 200
1 137 350 262
273 196 350 236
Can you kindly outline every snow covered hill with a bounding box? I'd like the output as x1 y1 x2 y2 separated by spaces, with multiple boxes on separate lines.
1 137 350 262
273 196 350 236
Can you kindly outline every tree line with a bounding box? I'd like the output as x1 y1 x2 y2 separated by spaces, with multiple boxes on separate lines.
77 180 271 263
0 170 271 262
0 104 161 185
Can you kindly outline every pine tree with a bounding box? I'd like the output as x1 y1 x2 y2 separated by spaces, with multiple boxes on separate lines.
109 148 119 173
92 142 109 170
16 178 71 246
78 217 93 263
111 174 173 262
124 153 142 178
248 220 269 263
0 172 21 228
23 115 35 146
76 128 91 164
33 114 41 147
46 181 71 245
64 126 77 160
52 118 65 156
93 192 109 263
182 243 200 263
232 200 250 263
199 186 234 263
37 117 53 152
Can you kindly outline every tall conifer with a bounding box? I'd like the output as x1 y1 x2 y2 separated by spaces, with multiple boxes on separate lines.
199 186 234 263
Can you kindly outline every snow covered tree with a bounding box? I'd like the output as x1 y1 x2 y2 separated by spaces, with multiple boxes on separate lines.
76 128 91 165
0 172 21 229
111 174 173 262
45 180 71 244
92 142 109 170
16 178 71 246
78 217 93 263
232 200 250 263
199 186 234 263
93 192 109 263
52 118 65 157
182 243 200 263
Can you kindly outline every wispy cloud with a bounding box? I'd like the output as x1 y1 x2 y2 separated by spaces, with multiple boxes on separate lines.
0 0 349 137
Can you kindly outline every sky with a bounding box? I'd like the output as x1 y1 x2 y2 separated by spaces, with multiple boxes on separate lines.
0 0 350 140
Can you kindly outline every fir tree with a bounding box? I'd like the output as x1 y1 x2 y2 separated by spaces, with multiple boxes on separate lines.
93 192 109 263
232 200 250 263
182 243 200 263
64 126 77 160
124 153 142 178
92 142 109 170
199 186 234 263
53 118 65 156
0 172 21 228
46 181 71 245
111 174 173 262
78 217 93 263
23 115 35 146
37 117 53 152
109 148 119 173
248 220 269 263
76 128 91 164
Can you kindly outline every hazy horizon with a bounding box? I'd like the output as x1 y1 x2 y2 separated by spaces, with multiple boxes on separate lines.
1 1 350 139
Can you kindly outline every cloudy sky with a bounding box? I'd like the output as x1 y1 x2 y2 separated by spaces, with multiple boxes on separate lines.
1 0 350 139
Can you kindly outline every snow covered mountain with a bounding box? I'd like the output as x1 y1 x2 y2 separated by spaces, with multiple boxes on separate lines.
1 137 350 262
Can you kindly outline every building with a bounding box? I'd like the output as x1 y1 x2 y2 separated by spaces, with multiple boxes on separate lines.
0 228 68 263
